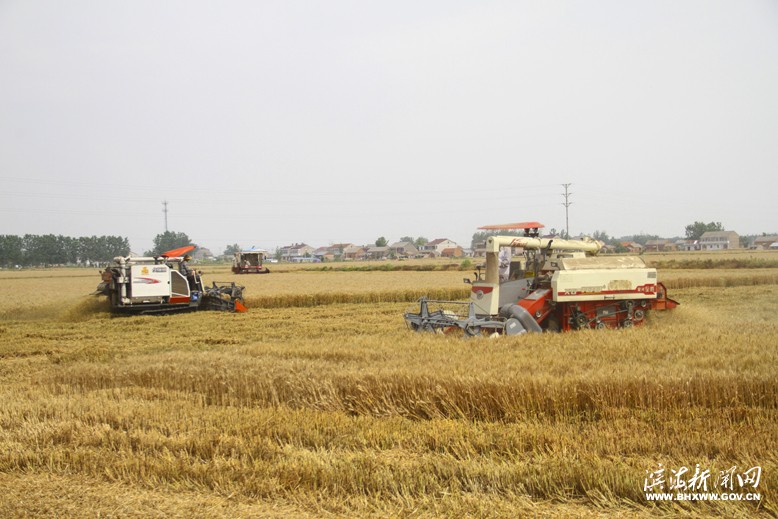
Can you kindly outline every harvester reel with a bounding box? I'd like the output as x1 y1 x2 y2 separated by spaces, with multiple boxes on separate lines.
201 282 246 312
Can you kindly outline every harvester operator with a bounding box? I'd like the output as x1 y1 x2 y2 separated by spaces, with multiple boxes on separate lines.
498 247 511 282
180 254 196 288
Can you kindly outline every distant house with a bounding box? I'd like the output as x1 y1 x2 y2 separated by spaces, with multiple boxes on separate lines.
326 243 354 258
699 231 740 251
342 245 367 261
675 240 699 252
313 247 335 262
753 235 778 250
644 240 676 253
472 241 487 257
366 246 389 260
622 242 644 254
192 248 214 260
419 238 460 257
389 241 418 258
441 246 464 258
279 243 314 261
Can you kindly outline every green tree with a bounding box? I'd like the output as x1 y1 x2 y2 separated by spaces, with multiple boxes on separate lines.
414 237 428 248
0 234 128 266
0 235 24 267
224 244 242 256
685 221 723 241
375 236 388 247
98 235 130 261
23 234 60 266
146 231 194 256
591 230 610 244
630 233 661 246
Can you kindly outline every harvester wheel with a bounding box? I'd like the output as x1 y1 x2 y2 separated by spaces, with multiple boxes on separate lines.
574 313 589 329
545 315 561 332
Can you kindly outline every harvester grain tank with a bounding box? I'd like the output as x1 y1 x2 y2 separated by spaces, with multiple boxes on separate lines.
95 246 247 314
404 222 678 335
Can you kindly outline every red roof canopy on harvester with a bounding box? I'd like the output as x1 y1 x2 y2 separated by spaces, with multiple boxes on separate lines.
478 221 544 231
160 245 196 258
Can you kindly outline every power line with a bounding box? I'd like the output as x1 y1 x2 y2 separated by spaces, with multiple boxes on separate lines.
0 175 560 198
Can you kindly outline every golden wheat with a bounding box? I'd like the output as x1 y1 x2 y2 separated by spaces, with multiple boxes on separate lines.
0 264 776 517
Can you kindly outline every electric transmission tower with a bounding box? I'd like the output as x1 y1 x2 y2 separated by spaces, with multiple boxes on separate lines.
561 183 572 239
162 200 169 232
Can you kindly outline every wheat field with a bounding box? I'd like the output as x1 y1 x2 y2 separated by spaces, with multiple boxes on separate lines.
0 258 776 517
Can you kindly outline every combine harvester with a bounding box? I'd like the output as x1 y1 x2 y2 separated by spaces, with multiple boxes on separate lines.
405 222 677 336
95 246 247 315
232 247 271 274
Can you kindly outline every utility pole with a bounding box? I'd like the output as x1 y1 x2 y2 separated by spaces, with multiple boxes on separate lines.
162 200 169 232
561 183 572 239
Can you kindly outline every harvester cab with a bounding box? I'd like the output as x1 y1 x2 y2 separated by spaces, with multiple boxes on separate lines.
405 222 678 336
95 246 247 315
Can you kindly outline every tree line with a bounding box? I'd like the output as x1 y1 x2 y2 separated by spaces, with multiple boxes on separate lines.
0 234 130 267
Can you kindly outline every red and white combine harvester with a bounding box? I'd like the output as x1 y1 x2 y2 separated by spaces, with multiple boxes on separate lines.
405 222 677 336
95 246 247 315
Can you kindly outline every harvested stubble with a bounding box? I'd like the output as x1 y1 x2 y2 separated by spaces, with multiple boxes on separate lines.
0 268 776 517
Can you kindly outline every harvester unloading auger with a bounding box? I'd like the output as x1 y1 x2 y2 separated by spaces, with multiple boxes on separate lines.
94 246 247 315
405 222 678 336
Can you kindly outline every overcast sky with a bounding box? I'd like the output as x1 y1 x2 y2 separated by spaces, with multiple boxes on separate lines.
1 1 777 254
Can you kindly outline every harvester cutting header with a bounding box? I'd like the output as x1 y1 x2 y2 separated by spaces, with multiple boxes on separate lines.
95 246 247 315
405 222 677 336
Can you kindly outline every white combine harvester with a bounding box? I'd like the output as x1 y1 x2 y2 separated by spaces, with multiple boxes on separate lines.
232 248 270 274
405 222 677 335
95 246 247 315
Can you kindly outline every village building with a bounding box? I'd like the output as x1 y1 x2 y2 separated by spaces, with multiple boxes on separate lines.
699 231 740 251
312 247 335 262
752 235 778 250
644 239 677 253
342 245 367 261
419 238 461 257
326 243 354 258
621 242 644 254
192 247 214 261
388 241 418 258
279 243 315 262
675 240 699 251
365 246 389 260
440 246 464 258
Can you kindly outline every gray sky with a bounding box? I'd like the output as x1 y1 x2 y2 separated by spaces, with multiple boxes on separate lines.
2 1 777 254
